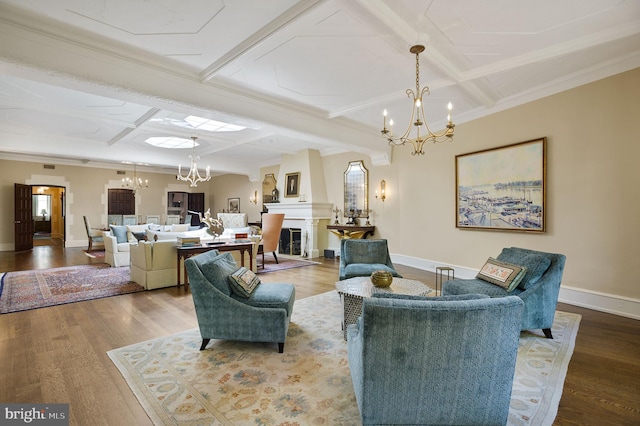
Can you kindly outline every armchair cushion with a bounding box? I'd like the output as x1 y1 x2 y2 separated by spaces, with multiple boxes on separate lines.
231 283 295 316
342 263 397 279
199 252 238 296
498 250 552 290
109 225 128 244
229 267 261 297
342 241 386 264
476 257 526 291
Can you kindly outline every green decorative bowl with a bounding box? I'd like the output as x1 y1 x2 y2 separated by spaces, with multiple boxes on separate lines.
371 270 393 288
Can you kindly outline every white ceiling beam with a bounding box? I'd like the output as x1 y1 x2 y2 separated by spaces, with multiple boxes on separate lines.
199 0 326 82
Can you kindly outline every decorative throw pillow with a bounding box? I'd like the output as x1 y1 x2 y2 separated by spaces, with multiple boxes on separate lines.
228 267 261 297
109 225 128 244
170 224 190 232
476 257 527 292
132 231 147 241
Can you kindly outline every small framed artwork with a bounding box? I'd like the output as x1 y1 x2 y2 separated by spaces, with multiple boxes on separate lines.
227 197 240 213
456 137 546 233
285 172 300 197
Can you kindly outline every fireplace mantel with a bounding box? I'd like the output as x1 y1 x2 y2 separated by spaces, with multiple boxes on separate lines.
264 202 332 258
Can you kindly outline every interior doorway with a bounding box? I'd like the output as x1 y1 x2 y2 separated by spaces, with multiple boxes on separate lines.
32 185 65 247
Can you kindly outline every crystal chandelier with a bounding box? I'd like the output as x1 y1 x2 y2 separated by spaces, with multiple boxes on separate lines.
381 45 455 155
177 136 211 187
122 163 148 195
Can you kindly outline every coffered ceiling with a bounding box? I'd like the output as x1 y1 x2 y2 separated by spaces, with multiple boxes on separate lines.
1 0 639 181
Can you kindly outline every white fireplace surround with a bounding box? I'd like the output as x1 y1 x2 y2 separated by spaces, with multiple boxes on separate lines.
264 202 332 259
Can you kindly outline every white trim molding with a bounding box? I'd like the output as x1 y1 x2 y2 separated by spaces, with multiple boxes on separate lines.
392 254 640 320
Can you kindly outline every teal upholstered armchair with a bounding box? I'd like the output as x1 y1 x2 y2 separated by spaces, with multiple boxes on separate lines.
347 293 524 426
339 239 402 281
442 247 566 338
185 250 295 353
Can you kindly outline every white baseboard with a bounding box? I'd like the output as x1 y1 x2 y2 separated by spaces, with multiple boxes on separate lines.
392 254 640 320
557 286 640 320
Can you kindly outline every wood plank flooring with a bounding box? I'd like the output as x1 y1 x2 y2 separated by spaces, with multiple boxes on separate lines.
0 246 638 425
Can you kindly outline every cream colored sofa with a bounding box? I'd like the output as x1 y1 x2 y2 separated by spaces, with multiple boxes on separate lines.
129 231 259 290
104 223 200 268
130 240 180 290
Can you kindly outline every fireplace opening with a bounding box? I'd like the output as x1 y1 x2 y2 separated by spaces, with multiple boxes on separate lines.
279 228 301 255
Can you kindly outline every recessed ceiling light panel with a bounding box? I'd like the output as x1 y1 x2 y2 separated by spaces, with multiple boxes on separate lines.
145 137 195 149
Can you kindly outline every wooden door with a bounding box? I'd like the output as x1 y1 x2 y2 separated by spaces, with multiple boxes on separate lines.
14 183 33 252
188 192 205 225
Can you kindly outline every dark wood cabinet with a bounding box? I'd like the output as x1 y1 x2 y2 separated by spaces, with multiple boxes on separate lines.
108 189 135 215
34 220 51 233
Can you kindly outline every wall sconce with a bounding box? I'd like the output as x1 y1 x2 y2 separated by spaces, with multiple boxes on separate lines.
375 180 386 202
249 190 258 204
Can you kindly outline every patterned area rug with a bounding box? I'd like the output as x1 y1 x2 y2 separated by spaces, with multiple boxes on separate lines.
108 291 581 425
256 254 319 274
0 264 143 314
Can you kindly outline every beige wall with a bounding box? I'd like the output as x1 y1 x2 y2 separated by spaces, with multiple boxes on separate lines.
0 163 213 249
322 68 640 309
208 173 264 223
1 68 638 314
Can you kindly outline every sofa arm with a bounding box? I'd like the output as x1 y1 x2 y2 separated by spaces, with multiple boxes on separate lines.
103 232 118 253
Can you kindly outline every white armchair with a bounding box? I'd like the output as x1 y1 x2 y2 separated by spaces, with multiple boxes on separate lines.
103 229 131 267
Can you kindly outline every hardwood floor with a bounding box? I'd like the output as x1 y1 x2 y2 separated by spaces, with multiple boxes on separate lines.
0 246 638 425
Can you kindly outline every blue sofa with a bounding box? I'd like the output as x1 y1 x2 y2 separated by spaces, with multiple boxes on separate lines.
185 250 295 353
347 293 524 425
339 239 402 281
442 247 566 338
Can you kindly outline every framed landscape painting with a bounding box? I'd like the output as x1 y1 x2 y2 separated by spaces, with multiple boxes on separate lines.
456 137 546 233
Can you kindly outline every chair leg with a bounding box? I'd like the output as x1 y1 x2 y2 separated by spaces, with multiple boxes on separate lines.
88 238 92 251
273 252 279 264
278 342 284 353
200 339 211 350
543 328 553 339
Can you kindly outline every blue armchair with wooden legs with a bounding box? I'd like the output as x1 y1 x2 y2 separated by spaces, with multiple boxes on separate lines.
185 250 295 353
442 247 566 338
347 293 524 425
339 239 402 281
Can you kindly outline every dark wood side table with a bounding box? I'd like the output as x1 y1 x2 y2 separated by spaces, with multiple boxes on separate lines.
176 241 253 289
326 224 375 239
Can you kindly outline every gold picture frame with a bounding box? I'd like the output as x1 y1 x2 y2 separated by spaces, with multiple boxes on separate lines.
456 137 546 232
285 172 300 197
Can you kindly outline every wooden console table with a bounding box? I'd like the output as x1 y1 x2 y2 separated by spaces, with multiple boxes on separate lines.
176 241 253 289
327 224 375 239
